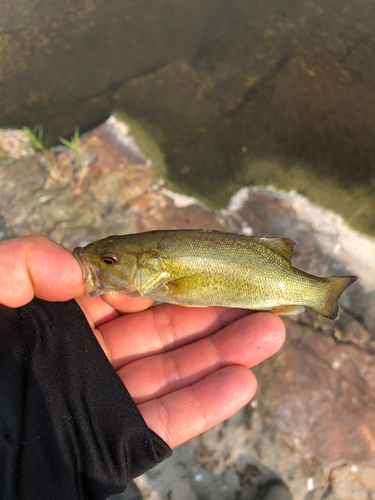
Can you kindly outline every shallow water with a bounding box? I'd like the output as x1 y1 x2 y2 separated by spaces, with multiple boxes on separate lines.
1 0 375 233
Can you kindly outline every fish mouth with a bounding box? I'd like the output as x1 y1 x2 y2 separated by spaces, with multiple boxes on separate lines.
73 247 102 297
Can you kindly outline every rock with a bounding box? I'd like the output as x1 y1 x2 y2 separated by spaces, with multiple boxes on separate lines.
0 117 154 247
125 187 226 232
255 319 375 468
0 128 34 159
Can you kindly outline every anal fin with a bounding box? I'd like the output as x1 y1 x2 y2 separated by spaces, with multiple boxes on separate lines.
269 305 305 316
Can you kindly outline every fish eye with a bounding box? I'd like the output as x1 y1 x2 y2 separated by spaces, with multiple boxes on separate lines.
100 252 117 266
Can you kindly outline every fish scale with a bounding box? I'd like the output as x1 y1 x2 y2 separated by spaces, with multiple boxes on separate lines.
73 229 358 320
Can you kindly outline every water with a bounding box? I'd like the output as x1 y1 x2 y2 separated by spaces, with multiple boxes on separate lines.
1 0 375 233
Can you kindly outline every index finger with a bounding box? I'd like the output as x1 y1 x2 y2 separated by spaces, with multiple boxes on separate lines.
0 235 83 307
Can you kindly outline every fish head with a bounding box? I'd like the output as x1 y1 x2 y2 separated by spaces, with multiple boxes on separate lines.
73 239 139 297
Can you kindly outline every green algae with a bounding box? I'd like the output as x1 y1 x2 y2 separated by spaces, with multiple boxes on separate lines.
114 109 375 236
114 112 168 182
0 34 11 58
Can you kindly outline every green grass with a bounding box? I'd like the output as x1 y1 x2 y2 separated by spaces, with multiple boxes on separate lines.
23 125 82 158
59 127 81 156
22 125 48 154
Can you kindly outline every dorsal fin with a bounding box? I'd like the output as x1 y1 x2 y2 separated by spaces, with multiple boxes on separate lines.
259 237 296 261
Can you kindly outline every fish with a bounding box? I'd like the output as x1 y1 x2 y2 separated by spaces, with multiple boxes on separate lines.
73 230 359 320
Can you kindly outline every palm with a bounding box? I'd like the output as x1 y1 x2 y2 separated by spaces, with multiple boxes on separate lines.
77 293 285 448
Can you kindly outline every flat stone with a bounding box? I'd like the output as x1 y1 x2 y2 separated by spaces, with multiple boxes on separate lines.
0 117 154 247
123 187 226 232
80 118 153 208
254 319 375 468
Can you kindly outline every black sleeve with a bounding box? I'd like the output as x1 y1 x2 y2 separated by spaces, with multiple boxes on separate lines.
0 297 172 500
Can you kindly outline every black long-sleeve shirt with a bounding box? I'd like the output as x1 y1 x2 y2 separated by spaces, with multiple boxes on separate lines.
0 298 172 499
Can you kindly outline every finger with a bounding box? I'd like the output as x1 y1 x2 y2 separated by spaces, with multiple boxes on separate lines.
76 294 154 330
118 312 284 403
76 295 120 328
100 292 154 314
138 365 256 449
0 235 83 307
99 304 251 367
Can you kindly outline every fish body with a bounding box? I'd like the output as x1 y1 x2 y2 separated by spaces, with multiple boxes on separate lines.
73 230 358 320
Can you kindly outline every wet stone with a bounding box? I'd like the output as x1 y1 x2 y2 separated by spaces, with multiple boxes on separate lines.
124 188 226 233
254 319 375 467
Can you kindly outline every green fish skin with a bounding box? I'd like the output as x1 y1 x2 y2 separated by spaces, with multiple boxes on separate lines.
73 230 359 320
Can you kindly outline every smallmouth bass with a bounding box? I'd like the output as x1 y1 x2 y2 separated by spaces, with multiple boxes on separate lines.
73 230 359 320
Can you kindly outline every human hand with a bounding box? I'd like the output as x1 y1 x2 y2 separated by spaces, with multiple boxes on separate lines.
0 235 285 448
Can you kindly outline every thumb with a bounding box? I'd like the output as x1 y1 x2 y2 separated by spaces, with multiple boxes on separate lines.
0 235 84 308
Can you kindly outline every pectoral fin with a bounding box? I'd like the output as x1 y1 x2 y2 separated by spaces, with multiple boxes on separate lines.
269 305 305 316
149 274 207 304
136 253 170 295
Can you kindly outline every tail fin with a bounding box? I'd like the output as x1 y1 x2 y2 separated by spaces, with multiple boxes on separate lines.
312 275 358 320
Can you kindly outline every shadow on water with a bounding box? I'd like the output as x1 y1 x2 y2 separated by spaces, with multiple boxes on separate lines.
1 0 375 233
